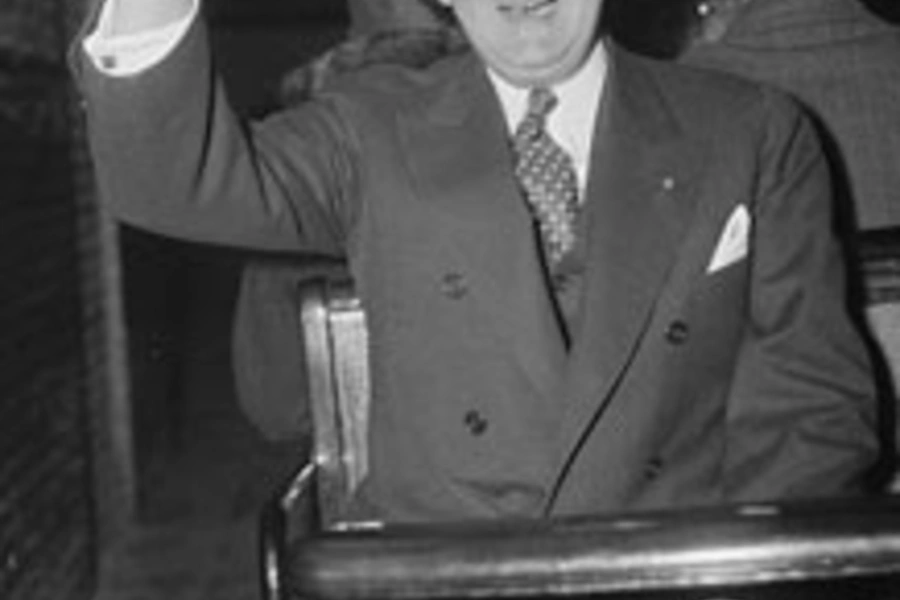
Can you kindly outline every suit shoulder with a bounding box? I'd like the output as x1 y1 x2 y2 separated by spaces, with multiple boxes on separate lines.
317 50 468 114
622 48 805 131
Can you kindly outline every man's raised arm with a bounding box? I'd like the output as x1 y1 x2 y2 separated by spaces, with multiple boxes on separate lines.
74 0 351 254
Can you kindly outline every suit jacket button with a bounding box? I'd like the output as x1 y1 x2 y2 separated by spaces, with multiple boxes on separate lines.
441 272 468 299
644 457 664 480
464 410 488 436
552 273 569 292
665 321 689 345
100 54 118 70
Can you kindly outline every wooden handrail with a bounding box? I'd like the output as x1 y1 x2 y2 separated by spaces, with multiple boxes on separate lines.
288 498 900 599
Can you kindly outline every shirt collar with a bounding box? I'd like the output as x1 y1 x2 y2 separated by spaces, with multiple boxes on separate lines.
486 42 608 189
487 41 609 137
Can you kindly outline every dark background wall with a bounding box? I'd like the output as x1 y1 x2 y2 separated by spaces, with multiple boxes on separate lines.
206 0 347 24
0 85 97 600
0 2 105 599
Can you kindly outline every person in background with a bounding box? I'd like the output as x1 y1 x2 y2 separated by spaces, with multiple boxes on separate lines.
683 0 900 235
73 0 879 523
680 0 900 491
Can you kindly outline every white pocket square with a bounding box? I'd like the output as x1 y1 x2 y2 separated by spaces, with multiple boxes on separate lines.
707 205 751 274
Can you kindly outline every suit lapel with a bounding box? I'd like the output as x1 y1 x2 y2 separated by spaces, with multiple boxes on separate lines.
547 48 706 502
396 54 567 402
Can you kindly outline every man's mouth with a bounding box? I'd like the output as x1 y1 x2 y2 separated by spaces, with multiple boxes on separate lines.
498 0 559 17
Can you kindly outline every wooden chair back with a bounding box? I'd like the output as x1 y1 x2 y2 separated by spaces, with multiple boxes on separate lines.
298 275 371 527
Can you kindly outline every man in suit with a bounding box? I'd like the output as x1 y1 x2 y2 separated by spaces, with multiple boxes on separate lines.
75 0 879 523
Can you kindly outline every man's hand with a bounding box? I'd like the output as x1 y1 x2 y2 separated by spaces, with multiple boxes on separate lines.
105 0 194 36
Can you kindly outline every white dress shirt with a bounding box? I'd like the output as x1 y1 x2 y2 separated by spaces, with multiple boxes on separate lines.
83 0 198 76
487 45 608 195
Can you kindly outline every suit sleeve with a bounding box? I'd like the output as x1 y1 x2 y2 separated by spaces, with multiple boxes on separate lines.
74 13 356 255
723 89 880 499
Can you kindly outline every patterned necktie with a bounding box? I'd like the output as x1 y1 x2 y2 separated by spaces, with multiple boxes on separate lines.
512 88 580 268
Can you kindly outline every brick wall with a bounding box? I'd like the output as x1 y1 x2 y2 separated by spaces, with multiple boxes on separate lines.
0 77 98 600
0 0 120 598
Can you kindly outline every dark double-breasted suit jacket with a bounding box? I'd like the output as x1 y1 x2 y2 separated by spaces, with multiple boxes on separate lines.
76 11 878 523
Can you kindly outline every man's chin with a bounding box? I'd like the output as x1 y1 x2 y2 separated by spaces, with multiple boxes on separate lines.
494 59 579 87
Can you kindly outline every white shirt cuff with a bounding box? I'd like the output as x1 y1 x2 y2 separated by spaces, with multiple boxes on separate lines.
82 0 199 77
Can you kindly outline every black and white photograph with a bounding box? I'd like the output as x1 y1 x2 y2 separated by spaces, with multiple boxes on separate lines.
2 1 900 599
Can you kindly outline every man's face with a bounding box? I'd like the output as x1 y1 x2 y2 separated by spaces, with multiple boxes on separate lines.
437 0 604 87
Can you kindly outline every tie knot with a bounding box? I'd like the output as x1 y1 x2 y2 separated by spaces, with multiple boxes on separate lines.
514 88 557 143
526 87 558 120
